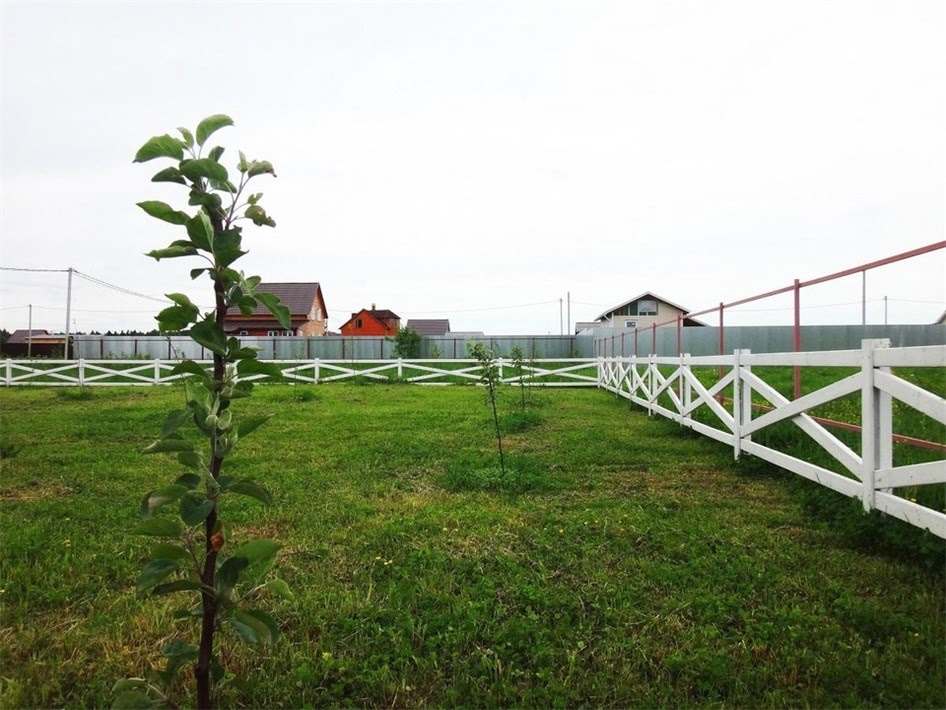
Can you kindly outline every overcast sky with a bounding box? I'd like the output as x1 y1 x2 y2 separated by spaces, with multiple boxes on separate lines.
1 0 943 335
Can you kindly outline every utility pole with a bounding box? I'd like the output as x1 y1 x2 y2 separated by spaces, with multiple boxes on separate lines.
27 304 33 358
884 295 888 325
64 267 73 359
567 291 571 335
559 298 563 336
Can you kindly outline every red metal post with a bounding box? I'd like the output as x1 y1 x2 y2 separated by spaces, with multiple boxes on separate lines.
793 278 801 399
621 332 625 356
634 328 639 357
676 314 682 356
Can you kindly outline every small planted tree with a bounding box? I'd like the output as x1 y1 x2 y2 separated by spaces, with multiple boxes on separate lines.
510 345 526 412
116 115 291 709
470 342 505 474
390 326 422 359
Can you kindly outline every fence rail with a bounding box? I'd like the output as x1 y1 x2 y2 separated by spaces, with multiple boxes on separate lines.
598 340 946 539
2 358 598 388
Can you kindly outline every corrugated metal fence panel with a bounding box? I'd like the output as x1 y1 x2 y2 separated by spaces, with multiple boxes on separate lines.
592 325 946 357
71 326 944 360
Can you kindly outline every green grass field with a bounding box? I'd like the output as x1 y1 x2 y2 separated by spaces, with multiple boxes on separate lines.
1 383 943 707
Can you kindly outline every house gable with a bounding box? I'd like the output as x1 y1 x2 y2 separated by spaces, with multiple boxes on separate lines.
225 282 328 336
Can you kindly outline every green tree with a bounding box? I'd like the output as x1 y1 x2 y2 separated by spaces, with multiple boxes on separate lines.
470 342 505 474
117 115 291 710
391 326 422 359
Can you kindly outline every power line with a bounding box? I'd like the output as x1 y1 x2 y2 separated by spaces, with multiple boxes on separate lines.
73 270 171 304
0 266 70 273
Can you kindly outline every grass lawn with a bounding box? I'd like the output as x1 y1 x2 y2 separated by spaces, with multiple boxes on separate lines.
0 383 943 707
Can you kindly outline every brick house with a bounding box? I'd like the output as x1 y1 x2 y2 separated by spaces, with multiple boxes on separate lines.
339 305 401 336
225 282 328 336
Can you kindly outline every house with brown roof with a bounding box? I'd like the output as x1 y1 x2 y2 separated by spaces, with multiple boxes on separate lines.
225 282 328 336
405 319 451 336
1 329 67 357
339 305 401 337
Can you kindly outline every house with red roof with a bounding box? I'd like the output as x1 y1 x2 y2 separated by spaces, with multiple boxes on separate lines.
339 305 401 337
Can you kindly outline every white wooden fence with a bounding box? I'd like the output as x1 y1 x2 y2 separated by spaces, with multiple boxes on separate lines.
4 342 944 539
1 358 598 388
598 340 946 540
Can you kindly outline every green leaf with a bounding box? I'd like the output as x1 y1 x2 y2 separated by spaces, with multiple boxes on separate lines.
174 472 201 489
152 579 203 595
233 539 281 564
255 292 291 329
190 318 229 356
161 409 192 437
212 229 246 268
242 609 280 643
226 478 273 505
244 204 276 228
207 146 225 162
111 678 150 694
180 158 228 183
227 613 262 645
112 689 156 709
226 610 278 646
177 451 206 471
137 200 189 226
247 160 276 178
156 305 196 333
217 556 248 589
177 127 194 149
133 134 184 163
146 245 197 261
143 437 195 454
150 543 190 561
236 414 272 439
236 359 284 380
140 485 188 518
179 491 214 526
190 267 209 280
196 114 234 146
133 518 182 537
188 189 224 213
265 578 294 600
151 166 186 185
163 639 199 659
185 211 214 251
138 558 179 592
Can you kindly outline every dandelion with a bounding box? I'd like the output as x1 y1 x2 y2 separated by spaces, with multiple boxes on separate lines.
322 651 333 661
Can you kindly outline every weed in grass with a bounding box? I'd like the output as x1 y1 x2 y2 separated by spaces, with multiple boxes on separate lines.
291 387 320 403
0 442 22 459
55 387 94 401
499 409 542 433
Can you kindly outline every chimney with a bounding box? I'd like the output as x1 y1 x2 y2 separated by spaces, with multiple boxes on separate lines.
371 303 376 310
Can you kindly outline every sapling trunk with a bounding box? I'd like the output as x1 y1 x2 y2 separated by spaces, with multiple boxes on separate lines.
127 116 289 710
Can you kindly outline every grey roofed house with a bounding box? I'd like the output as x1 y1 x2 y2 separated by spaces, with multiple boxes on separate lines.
406 319 451 336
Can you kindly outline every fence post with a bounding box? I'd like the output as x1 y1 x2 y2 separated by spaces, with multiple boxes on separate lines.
397 358 403 379
682 353 692 428
78 358 86 386
498 358 504 380
647 352 655 416
741 349 752 453
793 278 802 399
5 358 11 386
732 349 742 459
860 338 891 511
314 358 320 384
154 358 161 384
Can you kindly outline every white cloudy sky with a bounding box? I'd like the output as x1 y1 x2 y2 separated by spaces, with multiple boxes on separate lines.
1 0 943 335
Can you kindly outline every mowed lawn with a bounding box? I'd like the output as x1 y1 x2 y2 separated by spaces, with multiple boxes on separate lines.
0 383 943 707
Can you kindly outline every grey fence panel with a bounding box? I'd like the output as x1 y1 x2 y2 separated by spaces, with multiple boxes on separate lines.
70 326 944 361
592 325 946 357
